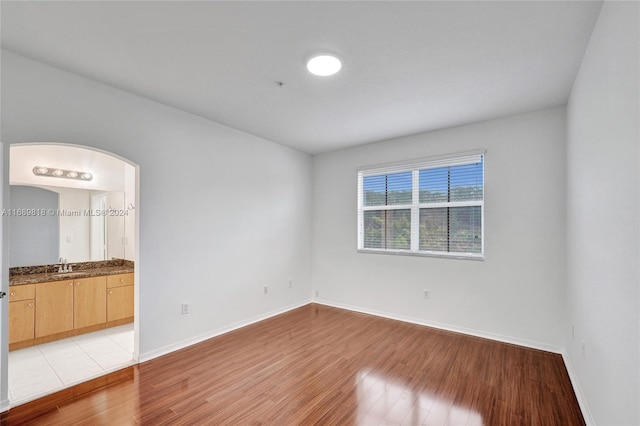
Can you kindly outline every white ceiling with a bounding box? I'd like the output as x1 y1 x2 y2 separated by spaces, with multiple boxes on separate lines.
1 1 603 154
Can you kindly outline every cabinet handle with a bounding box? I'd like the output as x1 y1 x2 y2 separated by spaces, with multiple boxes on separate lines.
28 302 34 307
75 282 80 286
10 292 15 296
69 282 73 286
109 290 113 295
120 278 124 282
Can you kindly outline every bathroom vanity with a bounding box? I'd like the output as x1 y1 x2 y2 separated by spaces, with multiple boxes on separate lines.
8 259 134 351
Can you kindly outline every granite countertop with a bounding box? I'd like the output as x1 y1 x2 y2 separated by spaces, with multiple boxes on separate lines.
10 259 134 286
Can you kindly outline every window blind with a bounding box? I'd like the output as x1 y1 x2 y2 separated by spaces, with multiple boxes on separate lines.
357 151 484 259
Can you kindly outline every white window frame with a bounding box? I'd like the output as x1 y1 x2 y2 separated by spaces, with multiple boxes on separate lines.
357 150 485 260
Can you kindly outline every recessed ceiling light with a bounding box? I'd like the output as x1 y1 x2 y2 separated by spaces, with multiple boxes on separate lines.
306 54 342 77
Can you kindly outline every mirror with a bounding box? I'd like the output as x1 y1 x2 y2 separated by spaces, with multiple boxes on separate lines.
8 186 59 267
8 185 130 267
9 143 136 268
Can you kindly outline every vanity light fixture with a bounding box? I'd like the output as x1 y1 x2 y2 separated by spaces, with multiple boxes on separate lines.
33 166 93 181
306 54 342 76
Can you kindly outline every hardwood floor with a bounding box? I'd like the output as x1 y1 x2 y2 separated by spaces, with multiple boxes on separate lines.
1 304 584 425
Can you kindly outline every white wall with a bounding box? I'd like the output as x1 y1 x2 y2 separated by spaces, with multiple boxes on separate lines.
312 107 567 349
565 2 640 425
1 50 313 358
10 144 127 192
123 162 136 261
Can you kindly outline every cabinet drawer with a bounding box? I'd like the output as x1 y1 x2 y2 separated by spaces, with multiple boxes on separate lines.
107 273 134 288
9 284 35 302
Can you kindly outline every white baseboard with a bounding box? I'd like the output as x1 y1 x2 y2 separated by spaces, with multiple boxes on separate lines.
139 299 311 363
313 299 561 353
0 398 9 413
561 350 595 426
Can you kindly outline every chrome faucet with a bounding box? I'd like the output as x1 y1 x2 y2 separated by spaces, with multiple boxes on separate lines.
58 258 71 273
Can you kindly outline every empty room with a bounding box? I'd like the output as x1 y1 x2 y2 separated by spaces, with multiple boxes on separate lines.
0 1 638 425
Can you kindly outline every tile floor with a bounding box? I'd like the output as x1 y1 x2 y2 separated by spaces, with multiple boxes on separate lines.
8 323 135 406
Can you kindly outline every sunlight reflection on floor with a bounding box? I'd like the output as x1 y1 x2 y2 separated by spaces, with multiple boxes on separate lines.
355 369 483 425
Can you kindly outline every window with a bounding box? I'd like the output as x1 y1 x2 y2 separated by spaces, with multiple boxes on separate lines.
357 151 484 259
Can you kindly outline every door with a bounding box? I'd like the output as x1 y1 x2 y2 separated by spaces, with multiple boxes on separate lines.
1 142 10 411
90 193 107 261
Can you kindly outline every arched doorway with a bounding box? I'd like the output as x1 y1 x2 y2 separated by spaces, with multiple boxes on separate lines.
3 143 139 406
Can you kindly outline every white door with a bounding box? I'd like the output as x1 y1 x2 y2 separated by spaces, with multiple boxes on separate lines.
1 142 11 411
90 192 107 261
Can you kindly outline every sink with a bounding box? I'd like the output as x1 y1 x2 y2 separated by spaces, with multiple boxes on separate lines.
51 272 86 278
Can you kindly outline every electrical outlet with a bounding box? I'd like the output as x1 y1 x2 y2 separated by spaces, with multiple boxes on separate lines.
288 279 293 288
572 324 575 339
423 289 430 299
315 290 319 298
581 340 586 357
264 286 268 295
181 303 189 315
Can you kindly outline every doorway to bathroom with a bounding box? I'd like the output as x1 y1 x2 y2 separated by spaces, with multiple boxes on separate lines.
6 143 139 406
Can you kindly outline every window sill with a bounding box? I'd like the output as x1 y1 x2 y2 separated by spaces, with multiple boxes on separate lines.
357 249 484 261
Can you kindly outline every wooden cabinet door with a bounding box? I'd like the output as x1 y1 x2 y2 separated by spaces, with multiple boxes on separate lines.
107 285 134 322
74 276 106 329
35 280 74 338
9 300 35 344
